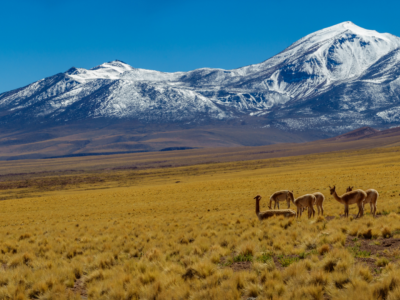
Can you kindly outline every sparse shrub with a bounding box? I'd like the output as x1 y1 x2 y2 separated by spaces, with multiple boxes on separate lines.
382 227 393 238
309 270 328 286
362 228 373 239
323 258 337 272
257 252 273 263
28 282 48 299
377 257 390 267
262 278 285 298
244 283 262 298
72 264 83 279
66 247 78 259
232 273 246 290
97 253 115 269
192 261 215 278
1 241 17 254
210 252 220 263
304 239 317 250
18 233 31 240
86 270 104 283
374 275 400 300
239 243 255 256
318 244 330 255
333 272 350 289
220 239 228 248
234 253 253 262
144 248 161 262
349 226 360 236
356 265 373 282
179 236 189 244
388 287 400 300
278 255 299 267
138 271 157 285
322 248 352 273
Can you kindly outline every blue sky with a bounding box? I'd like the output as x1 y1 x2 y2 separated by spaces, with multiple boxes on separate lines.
1 0 399 93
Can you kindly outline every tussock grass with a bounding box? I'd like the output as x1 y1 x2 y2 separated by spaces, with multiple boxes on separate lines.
0 146 400 298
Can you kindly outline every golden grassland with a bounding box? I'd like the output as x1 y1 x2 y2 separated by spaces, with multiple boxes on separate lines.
1 146 400 299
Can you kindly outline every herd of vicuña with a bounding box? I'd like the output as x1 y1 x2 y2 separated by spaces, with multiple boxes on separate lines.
254 185 379 220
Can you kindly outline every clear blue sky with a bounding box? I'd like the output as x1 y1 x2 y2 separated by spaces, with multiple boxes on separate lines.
1 0 399 93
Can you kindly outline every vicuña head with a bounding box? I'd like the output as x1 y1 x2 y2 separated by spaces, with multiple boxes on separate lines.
329 185 336 195
346 186 354 192
288 190 294 202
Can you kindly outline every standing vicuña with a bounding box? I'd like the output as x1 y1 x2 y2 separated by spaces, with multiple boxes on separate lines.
268 190 294 209
292 194 316 219
346 186 379 217
329 186 367 218
313 192 325 216
254 195 296 220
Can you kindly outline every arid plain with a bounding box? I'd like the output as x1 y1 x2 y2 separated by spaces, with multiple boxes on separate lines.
1 139 400 299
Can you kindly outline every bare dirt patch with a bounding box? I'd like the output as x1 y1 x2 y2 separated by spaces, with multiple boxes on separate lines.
230 261 252 272
70 279 87 299
345 236 400 256
354 257 378 271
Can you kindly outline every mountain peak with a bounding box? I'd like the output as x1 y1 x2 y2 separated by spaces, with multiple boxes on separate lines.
91 60 133 71
305 21 399 44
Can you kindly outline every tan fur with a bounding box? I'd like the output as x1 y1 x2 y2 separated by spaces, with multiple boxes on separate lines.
329 185 367 218
313 192 325 216
268 190 294 209
254 195 296 220
293 194 316 219
346 186 379 217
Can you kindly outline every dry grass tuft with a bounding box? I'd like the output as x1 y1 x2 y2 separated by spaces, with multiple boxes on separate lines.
318 244 330 255
377 258 390 267
382 227 393 238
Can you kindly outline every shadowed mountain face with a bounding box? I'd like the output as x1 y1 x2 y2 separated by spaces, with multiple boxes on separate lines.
1 22 400 159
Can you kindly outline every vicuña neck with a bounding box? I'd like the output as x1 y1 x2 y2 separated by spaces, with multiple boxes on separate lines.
332 191 343 204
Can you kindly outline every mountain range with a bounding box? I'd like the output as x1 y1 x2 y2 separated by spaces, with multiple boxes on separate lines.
1 21 400 159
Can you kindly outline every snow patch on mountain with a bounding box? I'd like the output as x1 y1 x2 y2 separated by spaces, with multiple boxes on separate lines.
67 60 134 83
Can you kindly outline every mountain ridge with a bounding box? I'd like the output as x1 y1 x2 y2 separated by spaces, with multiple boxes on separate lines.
1 21 400 148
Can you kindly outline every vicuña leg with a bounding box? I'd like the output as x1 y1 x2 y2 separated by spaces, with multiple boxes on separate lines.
308 206 315 219
344 204 349 217
356 202 364 218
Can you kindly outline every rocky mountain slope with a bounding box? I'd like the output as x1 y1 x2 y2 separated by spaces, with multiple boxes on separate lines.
1 21 400 139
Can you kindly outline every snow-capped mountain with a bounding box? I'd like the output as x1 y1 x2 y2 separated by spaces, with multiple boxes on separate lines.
2 21 400 135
